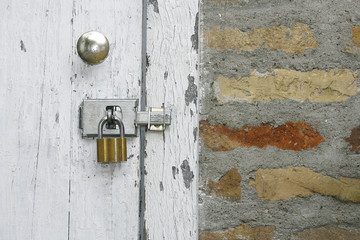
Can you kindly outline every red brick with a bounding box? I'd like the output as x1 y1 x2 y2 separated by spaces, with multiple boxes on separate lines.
199 121 324 151
345 124 360 153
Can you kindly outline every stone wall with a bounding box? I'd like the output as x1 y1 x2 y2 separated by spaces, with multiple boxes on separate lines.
199 0 360 239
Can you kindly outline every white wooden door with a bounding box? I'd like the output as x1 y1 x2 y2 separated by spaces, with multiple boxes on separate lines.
0 0 198 239
1 1 142 239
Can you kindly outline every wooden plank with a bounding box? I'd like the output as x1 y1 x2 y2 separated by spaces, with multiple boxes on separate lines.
144 0 199 239
0 1 73 239
69 0 142 239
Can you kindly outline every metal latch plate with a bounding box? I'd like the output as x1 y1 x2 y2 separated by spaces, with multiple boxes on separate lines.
136 107 171 131
80 99 138 137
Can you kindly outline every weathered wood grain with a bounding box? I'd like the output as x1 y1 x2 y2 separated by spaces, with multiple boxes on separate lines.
0 1 73 239
70 0 142 239
144 0 199 239
0 0 142 239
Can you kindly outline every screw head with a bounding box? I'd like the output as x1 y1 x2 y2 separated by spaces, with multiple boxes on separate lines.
77 31 109 65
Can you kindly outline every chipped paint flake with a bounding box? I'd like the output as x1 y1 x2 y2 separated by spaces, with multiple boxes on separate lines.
180 160 194 189
172 166 179 179
191 12 199 53
148 0 159 13
20 40 26 52
185 75 198 106
193 127 198 142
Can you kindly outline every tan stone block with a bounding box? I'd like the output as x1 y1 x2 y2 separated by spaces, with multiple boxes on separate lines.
207 0 237 2
249 167 360 202
199 224 275 240
217 69 358 103
291 227 360 240
204 23 318 54
207 168 242 200
339 177 360 202
342 26 360 54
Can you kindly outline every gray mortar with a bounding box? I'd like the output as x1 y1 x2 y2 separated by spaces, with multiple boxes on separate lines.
199 0 360 239
199 194 360 239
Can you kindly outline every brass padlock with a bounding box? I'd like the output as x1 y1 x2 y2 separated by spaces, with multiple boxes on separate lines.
97 116 127 163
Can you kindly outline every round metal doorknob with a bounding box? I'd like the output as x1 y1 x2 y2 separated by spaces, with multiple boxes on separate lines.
77 31 109 65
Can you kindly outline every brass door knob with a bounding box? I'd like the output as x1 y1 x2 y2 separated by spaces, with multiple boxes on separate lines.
77 31 109 65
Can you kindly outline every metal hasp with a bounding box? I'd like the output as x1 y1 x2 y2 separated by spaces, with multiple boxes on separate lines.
80 99 171 137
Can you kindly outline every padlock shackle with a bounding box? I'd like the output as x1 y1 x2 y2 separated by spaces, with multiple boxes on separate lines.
113 116 125 138
98 116 125 138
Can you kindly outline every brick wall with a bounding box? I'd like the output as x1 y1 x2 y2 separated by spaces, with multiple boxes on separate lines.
199 0 360 239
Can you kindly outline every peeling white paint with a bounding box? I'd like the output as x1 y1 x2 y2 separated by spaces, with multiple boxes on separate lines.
70 0 142 239
144 0 199 238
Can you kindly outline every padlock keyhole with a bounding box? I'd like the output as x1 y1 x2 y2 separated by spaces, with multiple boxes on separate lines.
105 123 116 129
105 105 121 129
